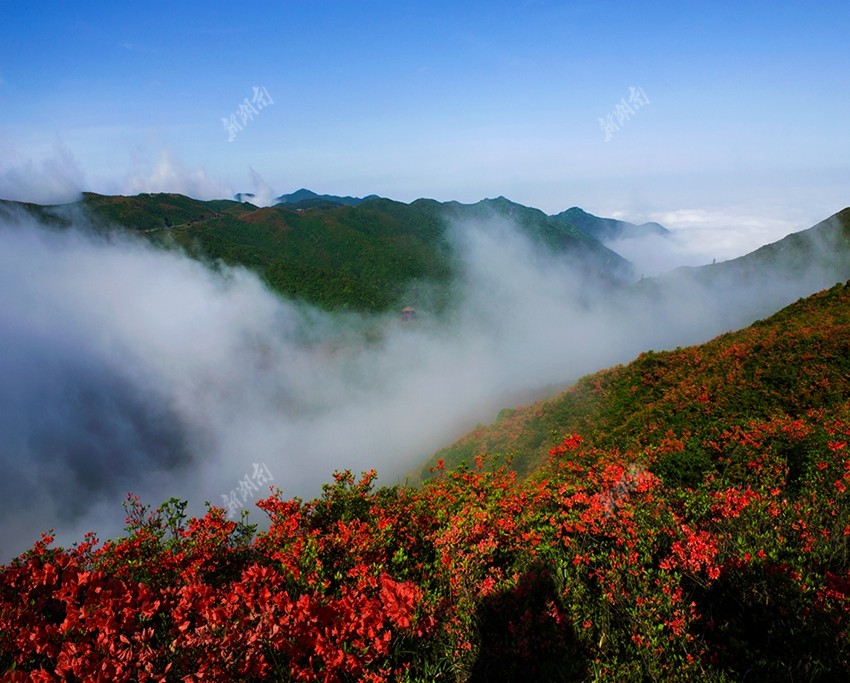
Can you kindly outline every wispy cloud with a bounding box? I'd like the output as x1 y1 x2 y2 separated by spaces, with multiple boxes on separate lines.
123 149 232 200
0 140 85 204
246 168 277 206
604 207 804 277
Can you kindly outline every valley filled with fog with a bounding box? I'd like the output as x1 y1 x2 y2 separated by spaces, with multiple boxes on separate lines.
2 204 847 558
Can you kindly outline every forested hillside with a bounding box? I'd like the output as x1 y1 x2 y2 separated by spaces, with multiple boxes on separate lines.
0 192 633 313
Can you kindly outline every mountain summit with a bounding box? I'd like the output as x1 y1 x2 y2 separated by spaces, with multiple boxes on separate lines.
274 189 380 207
553 206 670 242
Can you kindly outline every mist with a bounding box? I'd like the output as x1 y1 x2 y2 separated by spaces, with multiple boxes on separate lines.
602 208 810 278
0 141 85 206
0 206 845 558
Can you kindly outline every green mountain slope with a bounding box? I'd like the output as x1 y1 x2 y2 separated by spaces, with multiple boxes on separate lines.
656 207 850 291
427 278 850 479
440 196 633 281
275 188 380 207
148 198 456 312
552 206 669 242
82 191 229 230
0 192 633 313
0 192 458 312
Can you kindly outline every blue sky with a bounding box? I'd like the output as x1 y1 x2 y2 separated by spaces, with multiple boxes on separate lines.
1 0 848 256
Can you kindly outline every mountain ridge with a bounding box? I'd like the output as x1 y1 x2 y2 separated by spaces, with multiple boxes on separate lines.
0 191 635 312
274 188 381 207
553 205 670 242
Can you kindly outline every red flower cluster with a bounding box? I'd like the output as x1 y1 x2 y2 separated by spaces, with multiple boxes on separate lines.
0 490 428 682
4 413 850 680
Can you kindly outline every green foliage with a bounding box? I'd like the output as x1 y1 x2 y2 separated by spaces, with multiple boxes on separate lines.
74 191 634 313
427 281 850 478
85 193 457 313
652 446 714 488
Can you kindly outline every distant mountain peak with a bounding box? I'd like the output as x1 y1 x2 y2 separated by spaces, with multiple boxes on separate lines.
553 207 670 242
274 189 379 207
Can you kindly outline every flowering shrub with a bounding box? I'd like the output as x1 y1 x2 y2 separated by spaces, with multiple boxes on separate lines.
5 283 850 680
5 422 850 681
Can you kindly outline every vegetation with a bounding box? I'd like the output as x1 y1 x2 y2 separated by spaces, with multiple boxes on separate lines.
428 279 850 478
3 192 635 314
5 283 850 680
552 206 669 242
275 188 380 207
78 193 453 312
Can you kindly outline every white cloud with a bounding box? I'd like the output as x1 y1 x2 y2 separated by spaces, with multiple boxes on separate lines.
246 167 277 206
648 208 799 260
0 140 85 204
604 207 804 277
123 149 233 200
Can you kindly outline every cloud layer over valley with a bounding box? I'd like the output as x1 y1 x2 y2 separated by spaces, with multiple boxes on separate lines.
1 206 847 557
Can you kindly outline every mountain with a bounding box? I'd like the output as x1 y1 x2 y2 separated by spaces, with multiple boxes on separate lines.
552 206 670 242
274 188 381 207
425 276 850 479
661 207 850 291
628 207 850 332
5 191 848 327
0 191 633 313
419 206 850 481
5 190 850 680
417 195 634 283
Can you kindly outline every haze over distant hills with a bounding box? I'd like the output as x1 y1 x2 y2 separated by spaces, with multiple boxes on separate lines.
2 190 848 325
3 190 849 335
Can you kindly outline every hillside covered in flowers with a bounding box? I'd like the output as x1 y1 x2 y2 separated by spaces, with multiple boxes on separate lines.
4 282 850 681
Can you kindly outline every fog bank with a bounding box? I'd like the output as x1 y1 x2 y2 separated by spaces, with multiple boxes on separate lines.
0 207 845 558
